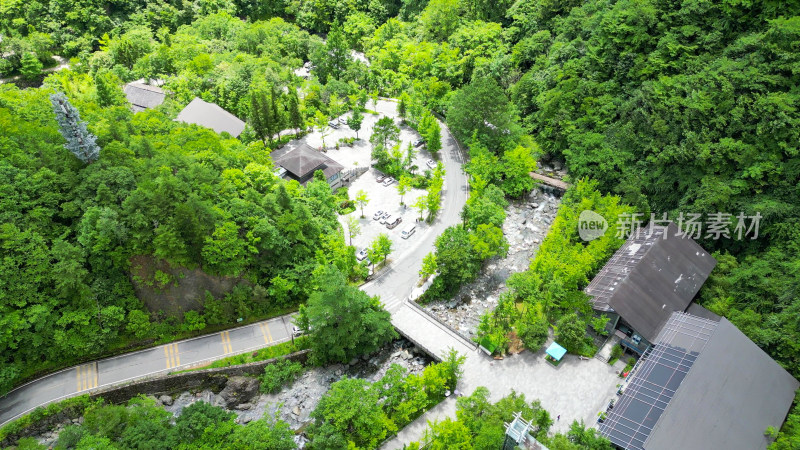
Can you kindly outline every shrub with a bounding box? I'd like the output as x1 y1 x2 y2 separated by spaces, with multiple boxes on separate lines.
260 360 305 393
610 344 624 362
517 316 549 350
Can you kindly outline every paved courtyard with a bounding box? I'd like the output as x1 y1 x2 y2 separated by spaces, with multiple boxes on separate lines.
383 345 626 448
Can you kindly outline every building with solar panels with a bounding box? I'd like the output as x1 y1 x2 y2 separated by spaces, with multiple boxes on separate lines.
598 311 799 449
585 223 717 356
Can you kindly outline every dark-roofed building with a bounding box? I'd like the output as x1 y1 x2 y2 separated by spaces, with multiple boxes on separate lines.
123 81 166 112
176 97 245 137
271 143 345 189
586 223 717 354
599 312 799 450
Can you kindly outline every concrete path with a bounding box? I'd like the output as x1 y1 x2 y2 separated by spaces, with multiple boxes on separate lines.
0 315 295 425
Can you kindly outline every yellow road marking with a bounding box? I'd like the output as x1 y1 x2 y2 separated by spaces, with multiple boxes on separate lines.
164 343 180 369
259 323 273 344
220 331 233 354
76 363 98 391
265 323 273 343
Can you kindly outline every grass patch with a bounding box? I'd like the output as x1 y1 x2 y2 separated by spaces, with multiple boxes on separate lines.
171 336 310 374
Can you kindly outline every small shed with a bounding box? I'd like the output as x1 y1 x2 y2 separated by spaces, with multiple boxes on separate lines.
545 342 567 362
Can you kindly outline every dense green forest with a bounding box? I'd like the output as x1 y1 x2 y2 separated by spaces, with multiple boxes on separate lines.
2 0 800 444
0 16 362 393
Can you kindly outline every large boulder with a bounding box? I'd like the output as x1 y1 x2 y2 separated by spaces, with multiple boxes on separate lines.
218 376 260 408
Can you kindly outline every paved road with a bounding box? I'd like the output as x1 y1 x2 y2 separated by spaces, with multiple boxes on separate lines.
0 102 470 427
0 315 294 425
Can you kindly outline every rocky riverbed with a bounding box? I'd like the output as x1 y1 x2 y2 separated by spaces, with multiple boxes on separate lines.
161 339 430 430
423 187 562 337
30 339 431 448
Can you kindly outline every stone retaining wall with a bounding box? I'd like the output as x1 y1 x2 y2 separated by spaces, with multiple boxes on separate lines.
90 350 311 405
0 350 310 447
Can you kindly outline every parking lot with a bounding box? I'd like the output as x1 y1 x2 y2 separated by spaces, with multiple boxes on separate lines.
289 99 439 265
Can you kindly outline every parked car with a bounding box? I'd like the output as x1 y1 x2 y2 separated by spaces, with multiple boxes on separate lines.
413 139 425 147
386 217 402 229
328 120 339 129
380 213 392 225
401 224 416 239
382 177 395 186
425 159 437 169
372 210 385 220
292 326 304 337
376 174 386 182
338 117 347 125
356 248 369 261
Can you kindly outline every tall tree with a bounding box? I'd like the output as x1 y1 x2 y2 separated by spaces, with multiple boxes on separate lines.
413 195 428 221
370 116 400 149
314 111 331 149
20 52 43 81
50 92 101 164
447 77 520 152
249 89 274 145
286 90 303 134
93 69 125 107
369 233 393 266
355 190 369 217
346 215 360 246
397 175 412 205
347 108 364 139
302 266 397 365
426 120 442 155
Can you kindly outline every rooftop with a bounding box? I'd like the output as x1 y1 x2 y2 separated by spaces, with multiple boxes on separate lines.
600 312 799 450
585 222 717 341
271 143 344 183
175 97 245 137
123 81 165 112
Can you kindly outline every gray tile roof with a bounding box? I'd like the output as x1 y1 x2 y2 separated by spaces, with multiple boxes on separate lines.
123 82 165 111
176 97 245 137
586 223 717 342
601 312 799 449
271 143 344 184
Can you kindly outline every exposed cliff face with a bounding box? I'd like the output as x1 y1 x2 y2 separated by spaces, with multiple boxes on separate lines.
129 255 250 317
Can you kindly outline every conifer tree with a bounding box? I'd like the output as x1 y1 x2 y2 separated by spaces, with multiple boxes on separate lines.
50 92 100 163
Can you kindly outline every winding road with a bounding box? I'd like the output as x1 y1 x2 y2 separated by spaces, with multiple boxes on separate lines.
0 103 472 427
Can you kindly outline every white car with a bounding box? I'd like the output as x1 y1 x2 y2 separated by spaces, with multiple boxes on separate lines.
372 210 385 220
426 159 437 169
292 326 304 337
401 224 416 239
382 177 395 186
356 249 368 261
380 213 392 225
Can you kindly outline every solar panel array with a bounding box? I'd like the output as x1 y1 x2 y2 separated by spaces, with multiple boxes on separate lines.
585 226 666 311
599 313 718 449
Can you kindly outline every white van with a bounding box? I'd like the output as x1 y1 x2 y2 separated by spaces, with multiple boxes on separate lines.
401 224 416 239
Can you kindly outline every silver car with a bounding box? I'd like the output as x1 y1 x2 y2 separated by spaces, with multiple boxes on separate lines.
382 177 395 186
